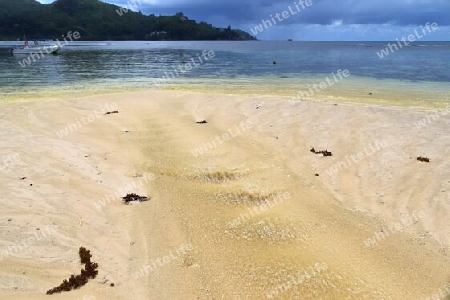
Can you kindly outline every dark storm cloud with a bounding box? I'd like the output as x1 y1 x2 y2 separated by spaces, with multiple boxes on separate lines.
35 0 449 40
306 0 449 25
104 0 450 26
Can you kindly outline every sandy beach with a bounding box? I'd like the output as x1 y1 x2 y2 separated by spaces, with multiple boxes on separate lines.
0 90 449 299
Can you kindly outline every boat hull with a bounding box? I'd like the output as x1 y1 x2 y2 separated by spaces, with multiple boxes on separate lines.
12 45 60 55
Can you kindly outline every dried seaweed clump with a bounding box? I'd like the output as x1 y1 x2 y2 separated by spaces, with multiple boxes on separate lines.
104 110 119 115
122 193 149 204
417 156 430 163
79 246 92 264
46 247 98 295
310 147 333 157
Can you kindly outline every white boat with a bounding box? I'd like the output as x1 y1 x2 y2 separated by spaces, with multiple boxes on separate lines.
12 44 60 55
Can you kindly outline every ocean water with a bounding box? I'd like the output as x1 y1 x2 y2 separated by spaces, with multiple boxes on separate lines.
0 41 449 105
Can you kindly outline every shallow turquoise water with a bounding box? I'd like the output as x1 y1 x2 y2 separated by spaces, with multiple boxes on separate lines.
0 41 449 103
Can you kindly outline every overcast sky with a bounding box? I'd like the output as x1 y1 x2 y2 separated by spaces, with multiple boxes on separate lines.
36 0 450 41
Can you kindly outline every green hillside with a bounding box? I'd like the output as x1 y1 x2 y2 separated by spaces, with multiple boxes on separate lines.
0 0 256 41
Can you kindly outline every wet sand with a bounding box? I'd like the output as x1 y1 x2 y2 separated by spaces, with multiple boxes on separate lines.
0 90 449 299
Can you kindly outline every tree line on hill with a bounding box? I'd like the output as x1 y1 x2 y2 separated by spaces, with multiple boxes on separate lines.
0 0 256 41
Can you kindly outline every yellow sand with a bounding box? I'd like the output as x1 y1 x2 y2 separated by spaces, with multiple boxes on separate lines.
0 90 449 299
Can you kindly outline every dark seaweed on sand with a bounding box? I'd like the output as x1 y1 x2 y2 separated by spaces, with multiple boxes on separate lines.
104 111 119 115
310 147 333 157
46 247 98 295
417 156 430 162
122 193 149 204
